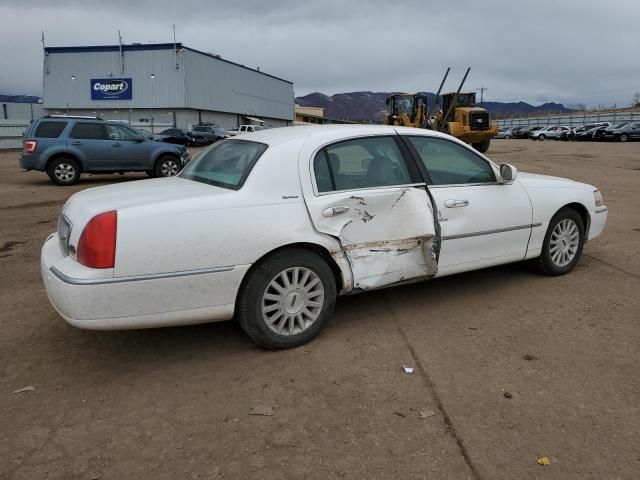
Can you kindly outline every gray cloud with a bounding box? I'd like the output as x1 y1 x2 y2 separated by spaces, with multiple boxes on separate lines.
1 0 639 107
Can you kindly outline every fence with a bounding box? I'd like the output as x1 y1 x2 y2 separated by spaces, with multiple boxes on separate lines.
0 119 30 149
495 109 640 129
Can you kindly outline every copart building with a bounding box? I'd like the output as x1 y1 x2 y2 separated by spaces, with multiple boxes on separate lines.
42 43 294 130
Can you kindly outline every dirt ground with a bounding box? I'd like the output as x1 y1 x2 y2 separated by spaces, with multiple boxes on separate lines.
0 139 639 480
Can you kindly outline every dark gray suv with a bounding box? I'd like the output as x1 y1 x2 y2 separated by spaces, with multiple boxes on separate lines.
20 115 190 185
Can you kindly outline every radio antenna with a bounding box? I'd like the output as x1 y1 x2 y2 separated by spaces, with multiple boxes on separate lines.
118 30 124 73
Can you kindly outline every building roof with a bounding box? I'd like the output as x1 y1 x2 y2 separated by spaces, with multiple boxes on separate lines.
44 42 292 85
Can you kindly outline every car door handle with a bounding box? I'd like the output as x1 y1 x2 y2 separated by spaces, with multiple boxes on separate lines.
112 142 122 147
71 141 83 145
322 206 350 217
444 199 469 208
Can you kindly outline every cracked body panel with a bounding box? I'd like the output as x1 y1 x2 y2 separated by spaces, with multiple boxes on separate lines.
307 187 439 291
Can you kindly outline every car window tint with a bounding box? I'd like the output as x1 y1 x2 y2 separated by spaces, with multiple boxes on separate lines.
34 121 67 138
406 136 495 185
70 123 104 140
106 124 139 141
180 139 267 190
316 136 411 192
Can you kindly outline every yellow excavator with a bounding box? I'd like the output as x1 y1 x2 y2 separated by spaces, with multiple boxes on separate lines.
385 68 498 153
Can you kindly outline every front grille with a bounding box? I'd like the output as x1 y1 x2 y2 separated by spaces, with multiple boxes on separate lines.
57 214 71 256
470 112 491 131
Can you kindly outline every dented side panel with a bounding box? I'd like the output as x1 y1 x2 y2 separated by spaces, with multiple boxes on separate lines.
307 187 438 290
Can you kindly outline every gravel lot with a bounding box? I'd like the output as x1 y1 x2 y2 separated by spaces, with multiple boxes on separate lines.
1 139 639 479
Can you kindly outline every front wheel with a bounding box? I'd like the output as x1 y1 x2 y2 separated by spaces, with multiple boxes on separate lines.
533 208 585 276
538 134 546 141
505 135 511 140
236 249 337 349
619 134 629 142
154 155 181 177
472 139 490 153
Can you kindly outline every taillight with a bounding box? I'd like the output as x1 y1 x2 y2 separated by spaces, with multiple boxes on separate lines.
77 211 117 269
24 140 37 153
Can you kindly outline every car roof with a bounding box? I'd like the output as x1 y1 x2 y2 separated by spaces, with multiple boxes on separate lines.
235 124 459 147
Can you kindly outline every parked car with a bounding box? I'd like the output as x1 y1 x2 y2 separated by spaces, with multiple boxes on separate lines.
596 122 639 142
226 124 266 136
566 123 607 141
40 125 607 348
189 124 227 145
496 127 519 139
20 116 189 185
574 125 606 141
610 123 640 142
515 126 542 139
559 127 575 141
595 123 629 141
530 125 570 140
157 128 195 146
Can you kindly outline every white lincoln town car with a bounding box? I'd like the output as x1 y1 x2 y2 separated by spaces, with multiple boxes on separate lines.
41 126 608 349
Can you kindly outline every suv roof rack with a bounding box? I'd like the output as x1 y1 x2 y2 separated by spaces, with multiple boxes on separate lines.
44 114 103 120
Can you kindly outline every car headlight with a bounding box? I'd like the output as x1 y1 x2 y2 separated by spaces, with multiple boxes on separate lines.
593 189 604 207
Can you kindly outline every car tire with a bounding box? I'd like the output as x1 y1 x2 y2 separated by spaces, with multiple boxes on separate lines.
533 207 585 276
47 157 81 186
505 134 511 140
236 248 337 349
538 134 546 141
154 155 181 177
619 133 628 142
472 140 491 153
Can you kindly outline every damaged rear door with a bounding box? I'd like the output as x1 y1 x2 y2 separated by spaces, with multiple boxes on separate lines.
304 135 438 290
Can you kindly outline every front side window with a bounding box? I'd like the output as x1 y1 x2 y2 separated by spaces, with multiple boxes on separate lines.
314 136 412 193
105 124 139 141
406 136 495 185
70 123 104 140
180 139 267 190
34 121 67 138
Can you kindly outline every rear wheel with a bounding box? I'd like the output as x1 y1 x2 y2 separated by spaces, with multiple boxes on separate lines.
619 133 629 142
47 157 80 186
154 155 181 177
505 134 511 140
533 208 585 276
236 249 337 349
472 139 491 153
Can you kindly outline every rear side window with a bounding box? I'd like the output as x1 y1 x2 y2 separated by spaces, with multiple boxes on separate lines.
314 136 412 193
70 123 104 140
34 121 67 138
180 139 267 190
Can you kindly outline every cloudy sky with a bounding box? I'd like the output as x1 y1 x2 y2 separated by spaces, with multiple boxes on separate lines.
1 0 638 107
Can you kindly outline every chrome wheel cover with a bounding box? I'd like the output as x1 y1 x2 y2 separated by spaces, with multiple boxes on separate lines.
54 163 76 182
161 160 179 176
261 267 324 336
549 218 580 267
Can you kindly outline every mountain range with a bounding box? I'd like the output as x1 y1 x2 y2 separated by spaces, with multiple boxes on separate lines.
295 91 572 122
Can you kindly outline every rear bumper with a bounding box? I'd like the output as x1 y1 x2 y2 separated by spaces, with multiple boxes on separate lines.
41 233 246 330
20 154 43 171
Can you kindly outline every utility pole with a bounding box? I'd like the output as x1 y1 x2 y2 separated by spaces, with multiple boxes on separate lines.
476 86 488 105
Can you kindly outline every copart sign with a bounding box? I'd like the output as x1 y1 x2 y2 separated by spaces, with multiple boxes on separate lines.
90 78 132 100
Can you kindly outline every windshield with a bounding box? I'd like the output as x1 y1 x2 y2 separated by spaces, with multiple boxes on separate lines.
612 123 628 129
180 139 267 190
392 95 415 115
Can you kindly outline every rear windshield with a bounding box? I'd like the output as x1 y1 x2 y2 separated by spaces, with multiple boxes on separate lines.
180 139 267 190
34 121 67 138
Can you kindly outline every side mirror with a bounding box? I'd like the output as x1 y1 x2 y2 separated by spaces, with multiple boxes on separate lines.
135 136 146 142
499 163 518 184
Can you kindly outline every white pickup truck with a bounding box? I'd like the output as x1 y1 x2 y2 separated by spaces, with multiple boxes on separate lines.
225 124 265 136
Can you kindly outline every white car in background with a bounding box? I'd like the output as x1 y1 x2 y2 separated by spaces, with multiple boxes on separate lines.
41 125 608 349
530 125 571 140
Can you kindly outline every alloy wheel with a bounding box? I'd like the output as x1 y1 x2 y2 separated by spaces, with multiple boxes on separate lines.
54 163 76 182
549 218 580 267
161 160 179 176
261 267 324 336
